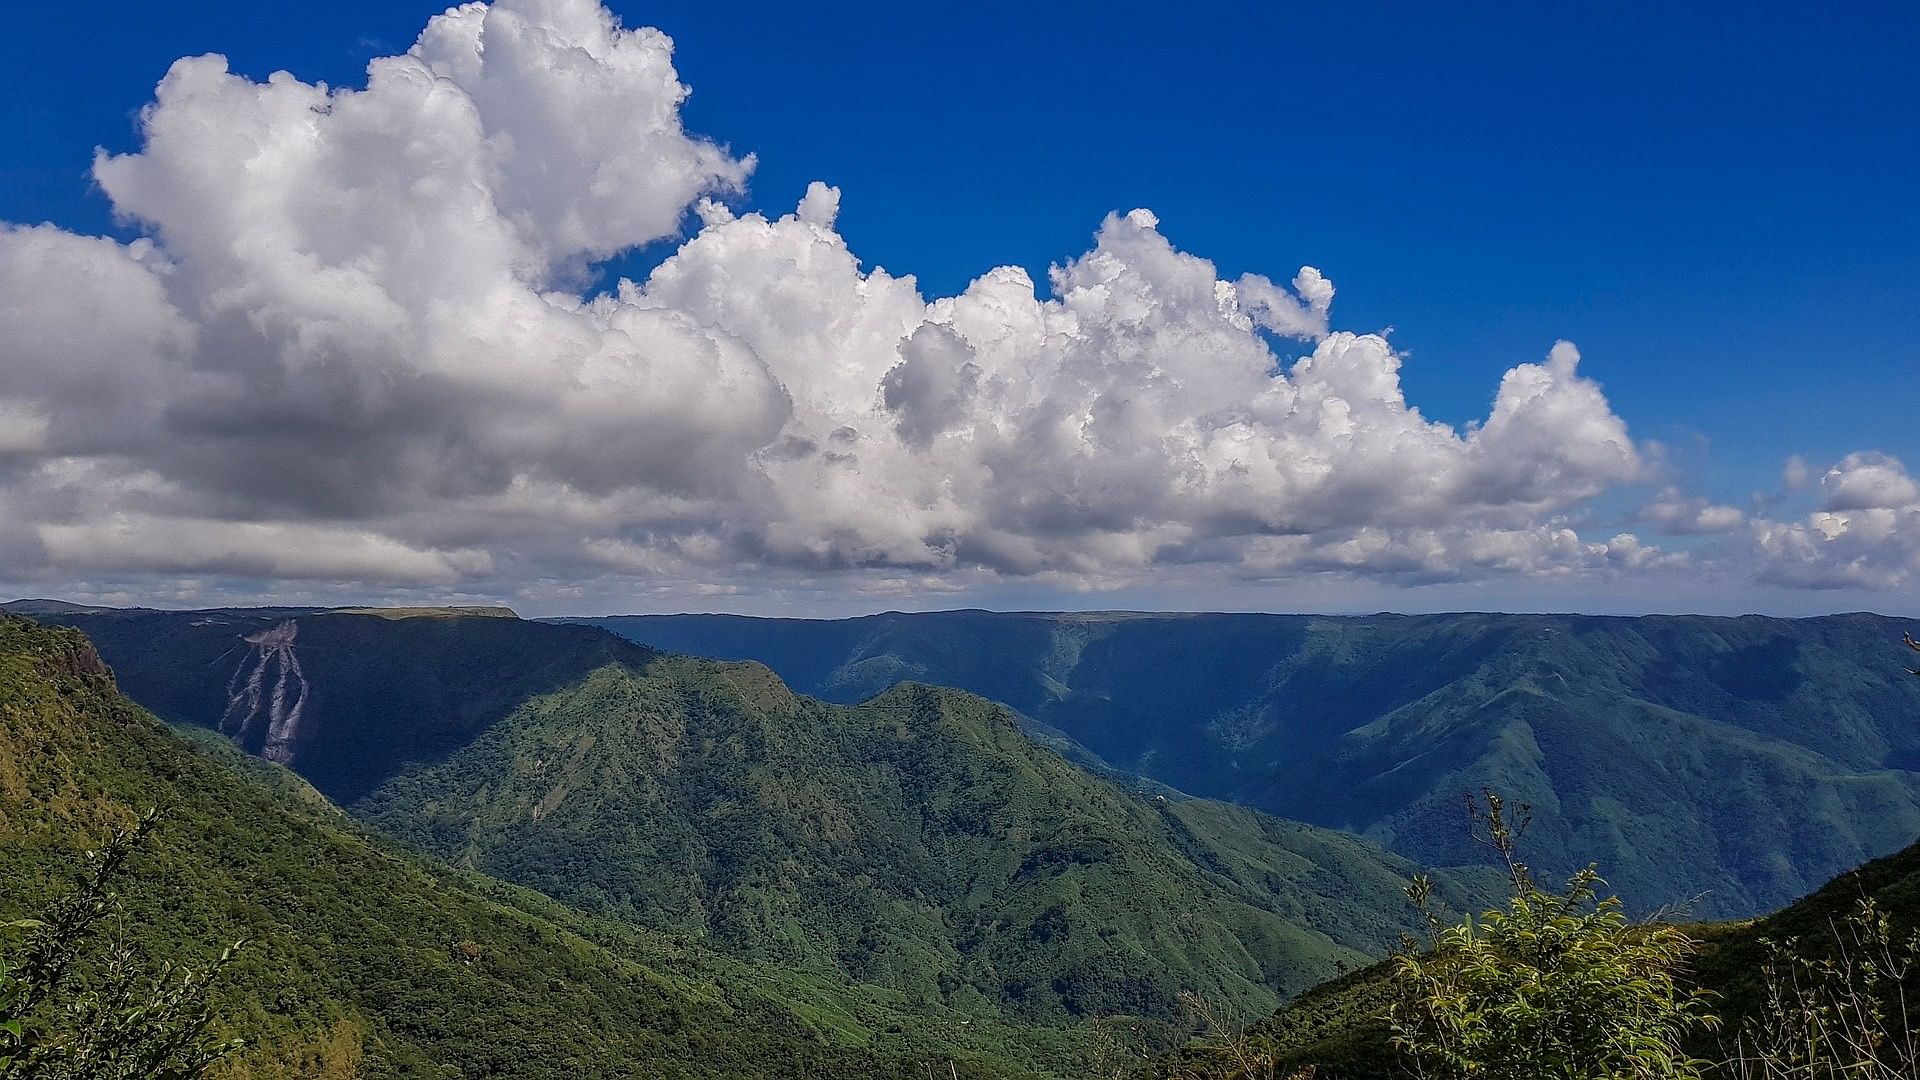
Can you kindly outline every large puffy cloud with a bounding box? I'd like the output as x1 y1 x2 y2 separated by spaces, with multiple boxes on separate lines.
624 201 1645 578
75 6 779 523
11 0 1884 610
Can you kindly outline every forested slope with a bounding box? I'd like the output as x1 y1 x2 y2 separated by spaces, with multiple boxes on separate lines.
9 604 1484 1030
0 615 1077 1078
582 609 1920 916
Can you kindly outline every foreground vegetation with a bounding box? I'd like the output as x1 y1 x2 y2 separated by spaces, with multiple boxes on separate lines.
1169 793 1920 1079
1 811 241 1079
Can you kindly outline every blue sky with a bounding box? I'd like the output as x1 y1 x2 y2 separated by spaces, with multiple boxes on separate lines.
1 1 1916 615
10 2 1915 485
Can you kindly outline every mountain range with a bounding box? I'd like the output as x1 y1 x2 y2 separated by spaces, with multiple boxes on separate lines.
2 602 1488 1035
569 609 1920 917
8 599 1919 1077
0 613 1064 1079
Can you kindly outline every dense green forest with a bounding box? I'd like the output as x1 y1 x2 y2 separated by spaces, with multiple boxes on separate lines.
578 610 1920 917
353 664 1489 1022
6 603 1916 1079
1 603 1490 1027
0 615 1104 1078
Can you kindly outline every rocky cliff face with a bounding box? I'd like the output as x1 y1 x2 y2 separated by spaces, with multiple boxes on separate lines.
11 605 652 801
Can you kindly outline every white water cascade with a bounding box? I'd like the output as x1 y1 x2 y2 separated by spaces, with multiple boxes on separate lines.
220 619 310 764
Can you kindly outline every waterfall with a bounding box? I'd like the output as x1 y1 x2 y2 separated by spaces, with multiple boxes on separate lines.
220 620 310 764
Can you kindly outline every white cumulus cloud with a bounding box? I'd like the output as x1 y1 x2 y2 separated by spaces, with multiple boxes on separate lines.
1752 453 1920 590
0 0 1895 610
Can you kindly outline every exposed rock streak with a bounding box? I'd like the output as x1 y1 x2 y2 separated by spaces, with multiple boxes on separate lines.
220 620 308 764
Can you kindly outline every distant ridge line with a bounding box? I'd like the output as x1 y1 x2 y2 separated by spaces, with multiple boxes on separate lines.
551 608 1905 622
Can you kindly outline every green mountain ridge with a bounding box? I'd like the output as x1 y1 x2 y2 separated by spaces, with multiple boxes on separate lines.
0 613 1082 1079
352 663 1475 1023
13 601 1918 1077
9 604 1486 1031
570 610 1920 917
